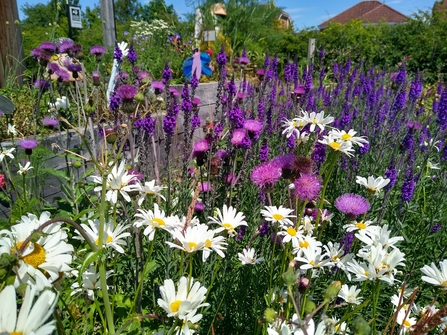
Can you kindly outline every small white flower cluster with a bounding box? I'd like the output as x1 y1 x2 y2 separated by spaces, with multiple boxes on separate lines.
130 19 172 38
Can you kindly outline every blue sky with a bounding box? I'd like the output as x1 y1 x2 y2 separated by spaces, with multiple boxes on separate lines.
17 0 437 30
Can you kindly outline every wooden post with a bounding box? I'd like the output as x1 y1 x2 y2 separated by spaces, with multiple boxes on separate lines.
100 0 116 49
0 0 24 88
307 38 316 69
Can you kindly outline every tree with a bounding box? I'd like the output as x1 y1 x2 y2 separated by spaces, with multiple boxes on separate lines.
140 0 179 25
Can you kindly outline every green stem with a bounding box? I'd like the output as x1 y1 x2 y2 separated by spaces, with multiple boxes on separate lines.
372 279 381 334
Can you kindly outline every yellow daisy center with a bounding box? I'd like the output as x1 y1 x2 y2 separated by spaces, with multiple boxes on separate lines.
299 240 309 248
341 133 352 141
441 281 447 287
170 300 182 312
95 235 113 245
292 121 297 127
286 227 297 236
403 319 411 328
309 260 315 265
355 222 367 229
364 271 370 276
223 223 234 231
188 242 198 250
10 332 22 335
312 118 317 123
329 142 341 150
151 217 166 226
273 213 284 221
15 242 46 269
205 239 212 248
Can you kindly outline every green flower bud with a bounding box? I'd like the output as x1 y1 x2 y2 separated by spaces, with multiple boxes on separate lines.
351 315 371 335
264 308 277 323
73 161 82 168
304 300 316 314
323 280 342 301
282 268 296 287
135 92 145 103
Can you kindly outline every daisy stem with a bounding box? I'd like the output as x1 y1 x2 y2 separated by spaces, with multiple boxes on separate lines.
21 174 28 207
267 223 279 302
315 151 340 233
94 296 107 331
188 253 194 292
372 279 381 334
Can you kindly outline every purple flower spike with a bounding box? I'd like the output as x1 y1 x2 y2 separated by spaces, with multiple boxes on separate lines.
335 193 370 220
294 173 322 202
217 44 227 66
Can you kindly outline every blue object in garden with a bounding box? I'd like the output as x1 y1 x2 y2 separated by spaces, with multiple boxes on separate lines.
183 49 212 82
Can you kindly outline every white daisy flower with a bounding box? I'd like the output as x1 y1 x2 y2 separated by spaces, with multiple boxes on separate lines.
356 175 390 195
238 248 264 265
282 117 304 138
77 219 131 254
338 284 362 305
166 223 209 254
318 133 355 157
71 265 113 300
396 309 416 333
132 179 166 206
261 205 296 227
208 205 247 237
134 204 177 241
18 161 33 175
324 242 351 270
1 213 74 291
420 259 447 287
299 110 334 133
343 220 379 234
346 259 376 282
295 245 332 271
293 235 322 257
355 224 404 251
201 232 227 262
0 285 57 335
0 147 15 162
88 160 137 204
157 276 209 321
278 225 303 248
427 161 440 170
331 129 369 147
7 123 17 136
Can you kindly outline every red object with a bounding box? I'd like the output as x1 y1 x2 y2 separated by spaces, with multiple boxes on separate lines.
206 49 213 57
0 174 6 189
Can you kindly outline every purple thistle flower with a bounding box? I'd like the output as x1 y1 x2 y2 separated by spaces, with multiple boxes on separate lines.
239 48 250 66
20 138 38 155
271 153 295 179
58 40 74 53
90 45 106 56
56 69 70 82
231 128 246 147
92 71 100 86
169 87 180 97
193 139 210 155
294 173 322 202
335 193 370 220
200 182 211 193
250 162 282 192
42 117 59 127
30 48 41 60
151 81 165 95
243 119 263 140
39 42 56 53
67 63 82 73
47 62 60 74
259 140 269 162
194 202 205 213
116 84 138 100
34 79 50 91
71 44 83 58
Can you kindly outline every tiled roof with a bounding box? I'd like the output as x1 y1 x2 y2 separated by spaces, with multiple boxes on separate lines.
434 0 447 11
318 1 408 29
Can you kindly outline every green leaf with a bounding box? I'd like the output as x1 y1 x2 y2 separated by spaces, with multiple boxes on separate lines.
142 260 159 278
79 250 103 279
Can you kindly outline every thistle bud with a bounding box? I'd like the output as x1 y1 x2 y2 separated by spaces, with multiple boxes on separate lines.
351 315 371 335
282 268 296 287
264 308 277 323
304 300 316 314
323 280 342 301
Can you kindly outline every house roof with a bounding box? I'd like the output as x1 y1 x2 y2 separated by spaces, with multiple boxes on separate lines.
433 0 447 11
318 1 408 29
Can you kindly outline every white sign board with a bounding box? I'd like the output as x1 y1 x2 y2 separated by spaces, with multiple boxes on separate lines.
69 6 83 29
